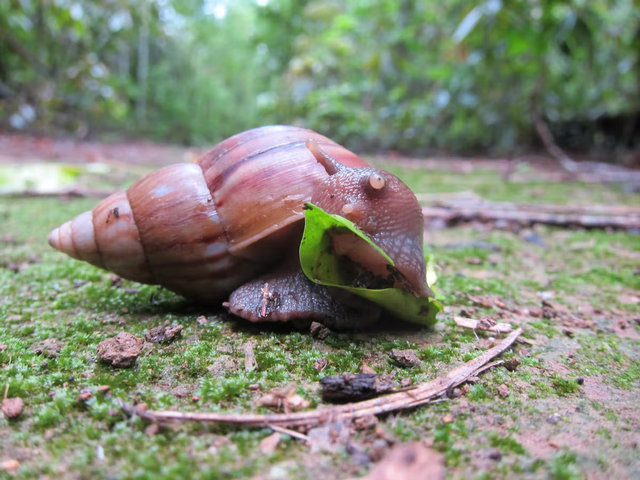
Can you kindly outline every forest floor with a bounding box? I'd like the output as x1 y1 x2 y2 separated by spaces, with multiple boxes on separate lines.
0 134 639 480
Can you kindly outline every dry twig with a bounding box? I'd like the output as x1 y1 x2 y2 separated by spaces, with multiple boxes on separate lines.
119 328 522 429
243 341 257 372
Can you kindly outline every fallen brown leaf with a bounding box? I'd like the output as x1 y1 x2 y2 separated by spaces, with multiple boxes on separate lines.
256 383 310 413
314 357 328 372
361 363 377 374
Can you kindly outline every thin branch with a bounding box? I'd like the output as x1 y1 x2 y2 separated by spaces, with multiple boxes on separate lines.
533 109 579 173
119 328 522 429
471 360 504 378
531 76 579 174
267 424 310 442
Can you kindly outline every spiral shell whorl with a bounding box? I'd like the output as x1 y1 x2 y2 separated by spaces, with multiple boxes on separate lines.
49 192 155 284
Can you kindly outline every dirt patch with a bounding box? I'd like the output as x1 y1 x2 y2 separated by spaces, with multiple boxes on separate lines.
612 316 640 340
0 133 200 166
31 338 63 359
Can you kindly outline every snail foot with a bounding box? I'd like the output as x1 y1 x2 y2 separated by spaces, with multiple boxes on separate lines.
226 265 379 331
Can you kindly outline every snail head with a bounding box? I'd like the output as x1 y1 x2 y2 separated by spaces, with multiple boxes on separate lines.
306 139 433 298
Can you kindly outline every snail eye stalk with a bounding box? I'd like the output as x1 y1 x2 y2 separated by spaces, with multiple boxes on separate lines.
369 173 385 190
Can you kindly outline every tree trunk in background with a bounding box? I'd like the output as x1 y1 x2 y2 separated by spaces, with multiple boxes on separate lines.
136 0 150 126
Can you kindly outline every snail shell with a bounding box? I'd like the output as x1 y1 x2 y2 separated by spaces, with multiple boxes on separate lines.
48 126 370 301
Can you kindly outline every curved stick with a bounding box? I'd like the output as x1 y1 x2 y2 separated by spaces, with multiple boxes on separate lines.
119 328 522 429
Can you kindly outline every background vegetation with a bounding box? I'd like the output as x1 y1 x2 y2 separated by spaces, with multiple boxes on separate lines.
0 0 638 155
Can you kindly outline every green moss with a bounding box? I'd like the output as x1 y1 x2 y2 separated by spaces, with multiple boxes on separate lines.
550 375 582 396
528 320 558 338
529 381 554 399
489 433 526 455
467 384 488 401
550 451 585 480
420 345 457 363
611 360 640 390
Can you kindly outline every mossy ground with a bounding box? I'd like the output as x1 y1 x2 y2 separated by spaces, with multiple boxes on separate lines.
1 158 639 480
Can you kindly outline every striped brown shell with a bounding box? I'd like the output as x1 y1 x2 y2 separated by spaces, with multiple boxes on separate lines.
48 126 369 301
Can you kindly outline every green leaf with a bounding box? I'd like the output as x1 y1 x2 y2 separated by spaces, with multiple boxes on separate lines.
300 203 442 326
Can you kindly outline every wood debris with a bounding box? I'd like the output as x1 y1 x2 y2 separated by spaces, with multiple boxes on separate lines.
454 316 513 334
420 194 640 230
320 374 397 402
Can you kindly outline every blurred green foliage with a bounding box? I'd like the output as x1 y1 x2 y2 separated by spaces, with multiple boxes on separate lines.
0 0 638 153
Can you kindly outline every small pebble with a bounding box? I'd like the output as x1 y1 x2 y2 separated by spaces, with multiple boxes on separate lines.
503 357 521 372
487 447 502 461
76 390 93 402
442 414 454 424
400 377 412 388
546 413 563 424
368 439 388 462
1 459 20 472
310 321 331 340
498 384 509 398
388 349 422 368
1 397 24 419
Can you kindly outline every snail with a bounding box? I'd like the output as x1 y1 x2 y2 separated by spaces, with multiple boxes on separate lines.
48 126 433 329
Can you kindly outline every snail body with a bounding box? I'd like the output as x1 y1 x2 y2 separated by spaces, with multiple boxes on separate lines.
48 126 431 327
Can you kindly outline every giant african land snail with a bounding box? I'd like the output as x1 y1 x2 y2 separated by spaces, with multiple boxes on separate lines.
48 126 433 329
